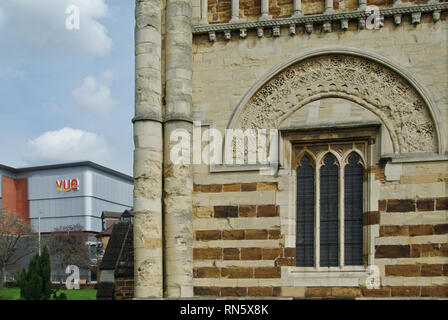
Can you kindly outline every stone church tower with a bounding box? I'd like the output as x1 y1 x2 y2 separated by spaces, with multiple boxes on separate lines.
133 0 448 299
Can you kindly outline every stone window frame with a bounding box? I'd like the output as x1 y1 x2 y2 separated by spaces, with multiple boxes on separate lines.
279 124 381 287
294 142 367 268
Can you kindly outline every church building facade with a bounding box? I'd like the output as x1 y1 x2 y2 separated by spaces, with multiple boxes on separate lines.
132 0 448 299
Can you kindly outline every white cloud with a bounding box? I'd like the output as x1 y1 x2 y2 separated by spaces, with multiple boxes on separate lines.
0 66 26 79
23 127 110 165
72 70 119 116
0 0 112 57
0 8 6 27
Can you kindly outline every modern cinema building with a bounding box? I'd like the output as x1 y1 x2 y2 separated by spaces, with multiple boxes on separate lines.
0 161 133 234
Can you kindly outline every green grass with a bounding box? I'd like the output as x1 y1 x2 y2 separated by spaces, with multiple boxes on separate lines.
0 287 97 300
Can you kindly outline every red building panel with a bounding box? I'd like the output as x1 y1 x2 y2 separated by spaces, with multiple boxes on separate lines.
1 176 29 223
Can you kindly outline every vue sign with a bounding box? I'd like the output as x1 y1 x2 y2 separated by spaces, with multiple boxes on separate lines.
56 178 79 192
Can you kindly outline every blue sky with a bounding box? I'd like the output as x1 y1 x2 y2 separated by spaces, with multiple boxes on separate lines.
0 0 134 175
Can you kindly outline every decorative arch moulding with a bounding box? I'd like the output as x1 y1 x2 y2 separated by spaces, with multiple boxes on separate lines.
193 3 448 40
219 47 447 171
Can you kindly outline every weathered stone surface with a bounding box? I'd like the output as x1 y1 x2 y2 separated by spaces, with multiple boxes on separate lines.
214 205 239 218
194 286 220 296
222 230 245 240
375 245 410 258
254 267 281 278
416 199 435 212
245 229 268 239
223 248 240 260
257 205 278 217
194 248 222 259
221 267 253 278
385 264 419 277
238 205 257 217
436 197 448 210
196 230 222 241
241 247 262 260
386 199 416 212
420 264 443 276
391 286 421 297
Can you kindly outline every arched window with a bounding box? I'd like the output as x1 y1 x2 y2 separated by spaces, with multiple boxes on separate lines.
295 143 367 269
296 155 315 267
344 152 364 266
319 153 339 267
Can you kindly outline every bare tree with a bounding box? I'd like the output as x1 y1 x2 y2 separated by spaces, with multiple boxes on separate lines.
45 224 93 281
0 210 36 290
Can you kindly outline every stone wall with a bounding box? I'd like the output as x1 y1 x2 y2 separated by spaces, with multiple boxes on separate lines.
205 0 429 24
190 12 448 298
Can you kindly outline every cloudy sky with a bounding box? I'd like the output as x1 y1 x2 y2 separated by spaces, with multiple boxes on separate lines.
0 0 134 175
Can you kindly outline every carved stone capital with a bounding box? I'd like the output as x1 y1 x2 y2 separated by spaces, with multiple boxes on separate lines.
224 30 231 40
240 28 247 39
341 19 349 30
305 23 313 34
273 26 281 37
209 31 216 42
412 12 421 24
323 21 332 33
289 24 296 36
358 18 366 30
257 27 264 38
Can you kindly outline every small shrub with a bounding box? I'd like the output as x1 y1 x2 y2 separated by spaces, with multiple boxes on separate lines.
18 246 52 300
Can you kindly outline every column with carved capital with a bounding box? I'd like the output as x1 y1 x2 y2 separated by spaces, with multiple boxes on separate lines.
292 0 302 17
260 0 272 20
230 0 240 22
201 0 208 24
133 0 164 299
324 0 334 13
358 0 367 10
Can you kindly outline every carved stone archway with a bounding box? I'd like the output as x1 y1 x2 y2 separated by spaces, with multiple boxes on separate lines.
228 47 444 155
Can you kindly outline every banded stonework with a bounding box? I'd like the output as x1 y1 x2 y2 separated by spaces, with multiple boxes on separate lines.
134 0 448 299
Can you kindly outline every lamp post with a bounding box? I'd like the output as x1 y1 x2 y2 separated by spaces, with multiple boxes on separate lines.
38 212 41 256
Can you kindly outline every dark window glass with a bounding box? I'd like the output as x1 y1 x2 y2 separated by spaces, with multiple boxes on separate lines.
320 153 339 267
344 152 364 265
296 155 315 267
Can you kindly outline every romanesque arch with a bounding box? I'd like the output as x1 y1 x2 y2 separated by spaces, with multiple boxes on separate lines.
227 47 444 155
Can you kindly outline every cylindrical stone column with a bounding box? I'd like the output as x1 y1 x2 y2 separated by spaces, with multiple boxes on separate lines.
358 0 367 10
324 0 333 13
260 0 272 20
133 0 164 299
201 0 208 24
164 0 194 298
292 0 302 17
230 0 240 22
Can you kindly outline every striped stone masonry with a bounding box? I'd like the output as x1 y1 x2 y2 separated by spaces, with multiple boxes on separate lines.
194 182 278 193
193 204 280 218
378 197 448 213
194 286 282 297
194 247 294 264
